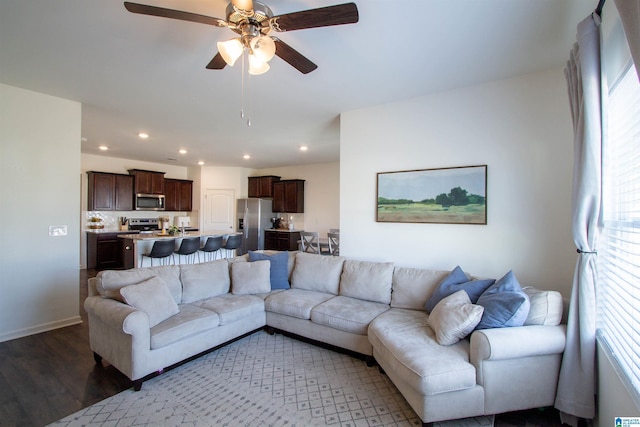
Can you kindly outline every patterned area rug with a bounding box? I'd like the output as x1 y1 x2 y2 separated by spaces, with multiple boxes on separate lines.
50 332 493 426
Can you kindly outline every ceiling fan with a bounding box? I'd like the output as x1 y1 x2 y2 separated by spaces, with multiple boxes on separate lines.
123 0 359 75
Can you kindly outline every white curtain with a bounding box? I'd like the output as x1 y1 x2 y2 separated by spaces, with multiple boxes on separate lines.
614 0 640 80
554 13 603 425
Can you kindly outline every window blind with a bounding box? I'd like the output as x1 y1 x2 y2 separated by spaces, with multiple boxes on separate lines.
597 61 640 405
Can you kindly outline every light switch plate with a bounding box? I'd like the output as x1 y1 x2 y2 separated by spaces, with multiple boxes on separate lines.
49 225 68 236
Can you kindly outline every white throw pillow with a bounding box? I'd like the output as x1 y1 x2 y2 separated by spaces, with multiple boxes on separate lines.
522 286 564 326
231 260 271 295
427 290 484 346
119 276 180 327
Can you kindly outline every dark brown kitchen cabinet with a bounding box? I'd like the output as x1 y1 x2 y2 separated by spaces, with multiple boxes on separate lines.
264 230 301 251
164 178 193 211
128 169 165 195
87 231 135 270
273 179 305 213
248 175 280 198
87 172 134 211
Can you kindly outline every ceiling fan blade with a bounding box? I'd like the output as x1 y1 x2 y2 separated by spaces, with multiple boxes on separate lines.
274 39 317 74
124 2 227 27
265 3 358 32
206 53 227 70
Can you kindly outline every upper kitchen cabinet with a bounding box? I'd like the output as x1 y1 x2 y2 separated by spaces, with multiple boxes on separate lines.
128 169 165 195
87 172 134 211
248 175 280 198
164 178 193 211
273 179 305 213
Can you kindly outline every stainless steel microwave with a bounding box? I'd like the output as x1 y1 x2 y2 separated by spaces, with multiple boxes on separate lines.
135 193 165 211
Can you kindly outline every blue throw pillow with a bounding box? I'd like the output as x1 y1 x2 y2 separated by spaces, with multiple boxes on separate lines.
248 251 290 290
475 270 530 330
425 266 495 313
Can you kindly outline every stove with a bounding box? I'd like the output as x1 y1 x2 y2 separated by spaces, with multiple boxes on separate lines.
128 218 159 233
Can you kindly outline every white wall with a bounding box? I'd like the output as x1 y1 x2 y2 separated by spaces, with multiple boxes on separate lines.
257 162 340 235
341 68 576 295
0 84 82 342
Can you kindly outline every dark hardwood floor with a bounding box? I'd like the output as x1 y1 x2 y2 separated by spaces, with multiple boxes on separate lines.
0 269 564 426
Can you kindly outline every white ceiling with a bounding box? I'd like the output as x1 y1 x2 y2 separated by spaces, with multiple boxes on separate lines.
0 0 595 168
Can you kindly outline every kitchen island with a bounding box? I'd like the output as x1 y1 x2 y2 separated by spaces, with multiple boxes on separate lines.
119 231 239 269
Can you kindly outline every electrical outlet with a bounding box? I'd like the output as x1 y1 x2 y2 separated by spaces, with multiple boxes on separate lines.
49 225 67 236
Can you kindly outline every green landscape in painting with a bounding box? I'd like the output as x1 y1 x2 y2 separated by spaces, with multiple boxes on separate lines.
377 185 486 224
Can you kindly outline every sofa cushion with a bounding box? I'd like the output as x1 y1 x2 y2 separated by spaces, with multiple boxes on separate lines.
192 293 264 325
249 251 290 290
522 286 563 326
180 259 230 303
265 288 335 320
424 266 494 313
231 260 271 294
339 260 394 304
150 304 220 349
391 267 449 310
119 276 180 328
311 295 390 335
475 270 530 330
291 252 345 295
97 265 182 304
368 308 477 396
427 290 484 346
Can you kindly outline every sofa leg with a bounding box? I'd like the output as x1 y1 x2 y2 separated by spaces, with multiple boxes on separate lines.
132 379 143 391
93 352 103 366
422 423 434 427
365 355 376 367
378 366 386 375
265 326 275 335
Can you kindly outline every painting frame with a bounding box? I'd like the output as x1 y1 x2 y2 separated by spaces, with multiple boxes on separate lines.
376 165 487 225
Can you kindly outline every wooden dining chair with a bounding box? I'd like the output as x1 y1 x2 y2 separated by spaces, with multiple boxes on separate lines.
327 232 340 256
300 231 322 254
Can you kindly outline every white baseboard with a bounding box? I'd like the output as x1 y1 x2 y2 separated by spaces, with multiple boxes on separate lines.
0 316 83 343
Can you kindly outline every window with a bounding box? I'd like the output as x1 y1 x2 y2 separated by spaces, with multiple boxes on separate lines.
597 62 640 404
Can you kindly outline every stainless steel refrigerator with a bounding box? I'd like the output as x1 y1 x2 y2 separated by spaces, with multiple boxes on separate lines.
236 198 274 255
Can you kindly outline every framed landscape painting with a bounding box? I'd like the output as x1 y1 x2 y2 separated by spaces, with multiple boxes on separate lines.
376 165 487 224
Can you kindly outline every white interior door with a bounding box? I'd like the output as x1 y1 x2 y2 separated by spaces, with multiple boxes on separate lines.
203 189 235 233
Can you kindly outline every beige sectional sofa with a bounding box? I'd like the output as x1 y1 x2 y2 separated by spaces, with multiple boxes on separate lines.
85 251 566 426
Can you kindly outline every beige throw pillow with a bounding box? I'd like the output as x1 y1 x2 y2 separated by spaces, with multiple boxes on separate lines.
427 290 484 346
231 260 271 294
119 276 180 327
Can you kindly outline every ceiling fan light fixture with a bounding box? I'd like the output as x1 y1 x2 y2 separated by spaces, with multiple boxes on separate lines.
249 35 275 63
217 38 244 66
248 54 270 75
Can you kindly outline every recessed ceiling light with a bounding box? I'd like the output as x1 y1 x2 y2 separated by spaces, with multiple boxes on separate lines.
138 132 149 139
179 149 187 154
300 145 308 151
198 161 205 166
98 145 108 151
243 154 251 160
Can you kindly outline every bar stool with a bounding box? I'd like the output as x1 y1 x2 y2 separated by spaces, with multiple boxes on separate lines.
174 237 201 264
200 235 223 261
141 239 175 267
222 234 243 258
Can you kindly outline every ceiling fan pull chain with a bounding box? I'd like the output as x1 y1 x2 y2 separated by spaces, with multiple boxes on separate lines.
240 50 246 120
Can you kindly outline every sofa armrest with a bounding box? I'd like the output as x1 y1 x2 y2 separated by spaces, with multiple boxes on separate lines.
84 296 150 335
470 324 566 364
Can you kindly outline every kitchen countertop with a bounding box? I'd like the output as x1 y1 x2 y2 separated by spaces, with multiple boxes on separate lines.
265 228 303 232
118 230 237 240
86 229 140 234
